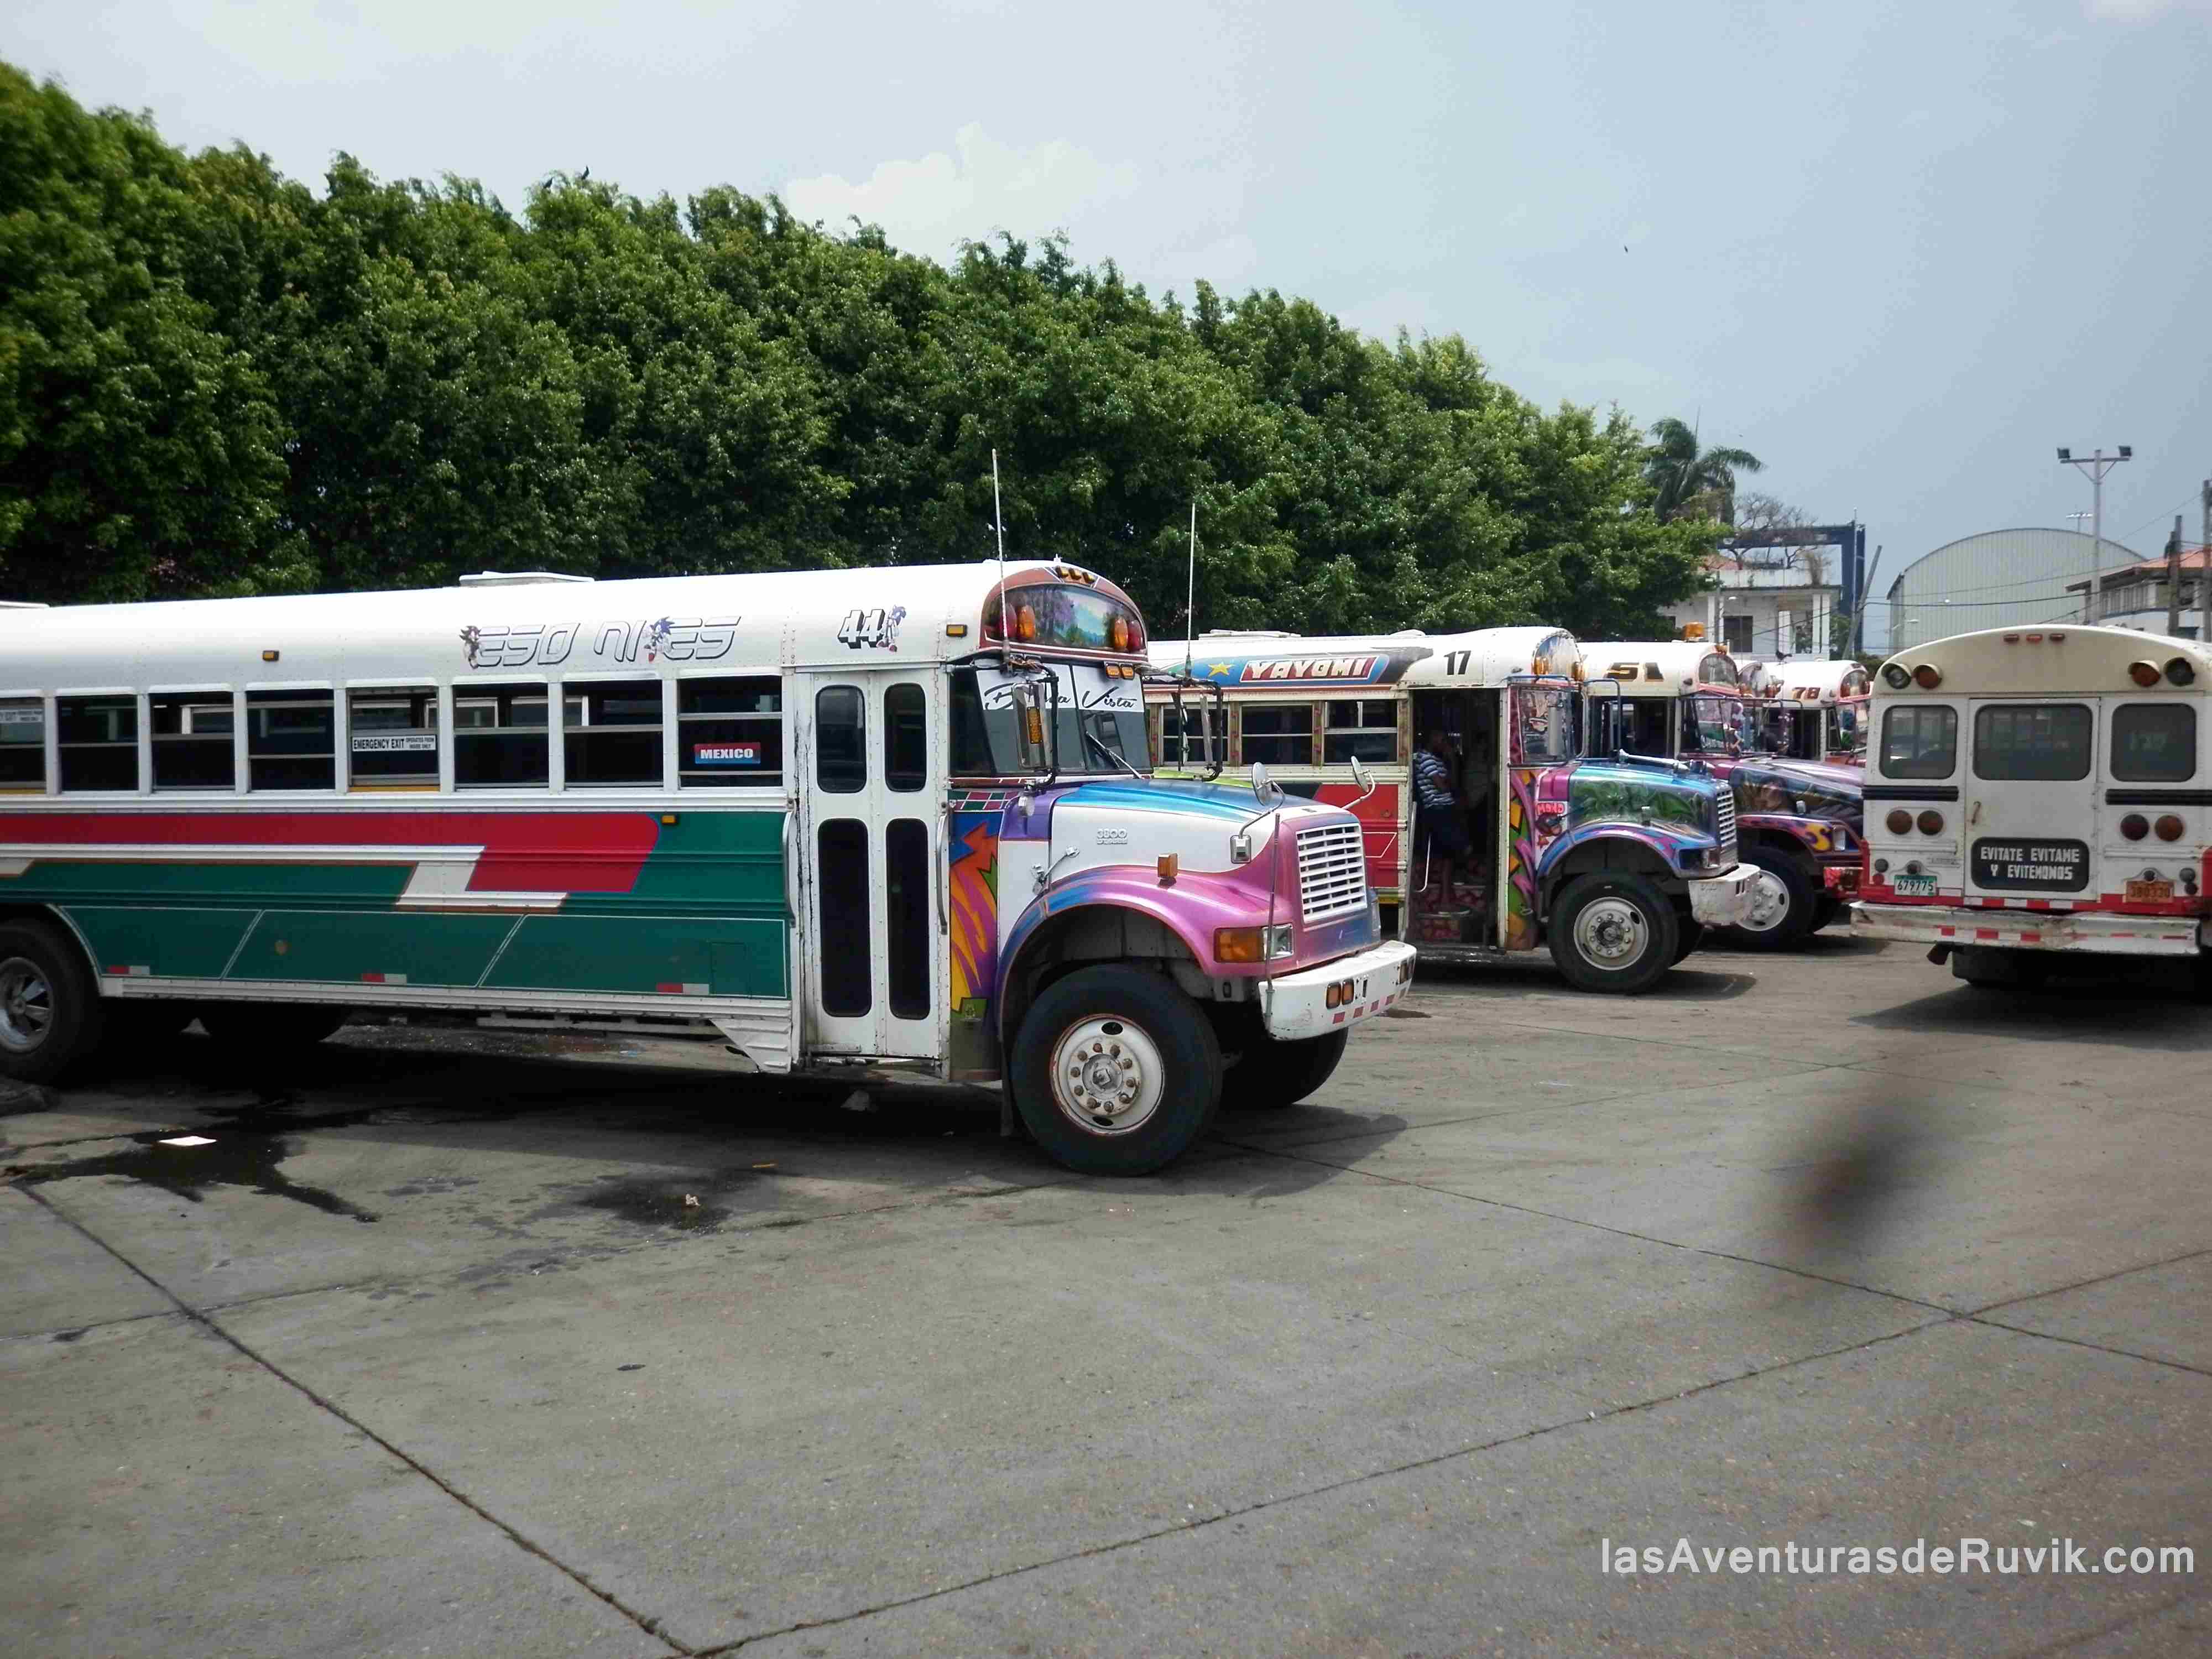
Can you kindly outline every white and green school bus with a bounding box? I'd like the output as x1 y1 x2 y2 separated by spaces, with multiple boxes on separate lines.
0 562 1413 1173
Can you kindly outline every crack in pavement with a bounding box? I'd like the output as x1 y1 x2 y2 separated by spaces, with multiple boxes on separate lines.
16 1185 691 1657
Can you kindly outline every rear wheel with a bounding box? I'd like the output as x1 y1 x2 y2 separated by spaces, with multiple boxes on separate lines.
0 919 103 1083
1223 1029 1349 1110
1722 846 1817 950
1011 967 1222 1175
1547 874 1679 995
196 1002 351 1050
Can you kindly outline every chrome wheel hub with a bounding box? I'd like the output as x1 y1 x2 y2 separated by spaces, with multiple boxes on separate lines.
1573 898 1649 968
1740 869 1791 933
0 956 55 1052
1049 1016 1166 1136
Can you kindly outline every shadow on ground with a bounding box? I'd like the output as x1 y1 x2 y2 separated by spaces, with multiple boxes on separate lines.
1852 958 2212 1049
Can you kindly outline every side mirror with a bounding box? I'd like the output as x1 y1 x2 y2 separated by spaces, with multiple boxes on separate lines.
1011 682 1051 772
1249 761 1283 806
1348 754 1376 803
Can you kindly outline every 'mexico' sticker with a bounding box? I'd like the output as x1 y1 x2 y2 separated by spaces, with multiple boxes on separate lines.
693 742 761 767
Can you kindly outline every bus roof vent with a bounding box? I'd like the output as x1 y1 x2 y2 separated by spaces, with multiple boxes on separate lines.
0 600 51 609
456 571 596 587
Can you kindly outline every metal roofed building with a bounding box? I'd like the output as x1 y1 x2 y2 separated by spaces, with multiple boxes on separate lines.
1881 527 2148 651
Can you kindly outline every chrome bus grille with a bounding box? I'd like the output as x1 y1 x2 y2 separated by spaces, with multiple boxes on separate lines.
1297 821 1369 922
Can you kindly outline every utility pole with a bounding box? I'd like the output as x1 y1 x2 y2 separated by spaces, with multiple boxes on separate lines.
2057 446 2131 589
2167 515 2183 638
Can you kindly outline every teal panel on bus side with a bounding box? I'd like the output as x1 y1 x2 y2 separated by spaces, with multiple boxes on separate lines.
563 806 788 917
227 911 517 987
483 914 789 998
14 862 409 905
59 906 257 979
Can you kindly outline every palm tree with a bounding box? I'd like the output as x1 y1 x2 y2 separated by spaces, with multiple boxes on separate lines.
1644 417 1764 524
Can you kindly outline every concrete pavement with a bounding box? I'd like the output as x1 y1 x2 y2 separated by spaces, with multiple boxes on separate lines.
4 936 2207 1656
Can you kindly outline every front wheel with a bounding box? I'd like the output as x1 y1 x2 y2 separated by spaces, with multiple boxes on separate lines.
1720 846 1817 950
196 1002 351 1050
1223 1029 1349 1110
1670 919 1705 966
1547 874 1680 995
1011 967 1222 1175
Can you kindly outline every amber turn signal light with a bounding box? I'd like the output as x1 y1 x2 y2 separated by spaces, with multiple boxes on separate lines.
2155 815 2185 842
1886 808 1913 835
1916 809 1944 835
2128 660 2163 687
1213 927 1265 963
1911 664 1943 690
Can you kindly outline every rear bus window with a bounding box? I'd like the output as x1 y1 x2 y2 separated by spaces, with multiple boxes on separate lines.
1974 703 2091 781
248 691 336 790
2110 704 2195 782
349 688 439 790
679 677 782 787
1880 705 1957 779
151 692 236 790
58 696 139 791
0 698 45 790
1240 703 1313 765
565 679 665 787
455 685 552 787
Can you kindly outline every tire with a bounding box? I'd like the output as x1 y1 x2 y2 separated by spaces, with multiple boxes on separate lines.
196 1002 351 1050
1721 846 1818 951
1011 966 1222 1175
1223 1029 1349 1110
1670 919 1705 965
1546 874 1680 995
1812 895 1845 933
0 919 104 1083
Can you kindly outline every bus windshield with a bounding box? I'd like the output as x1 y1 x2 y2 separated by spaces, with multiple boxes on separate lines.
1684 694 1750 757
949 664 1151 778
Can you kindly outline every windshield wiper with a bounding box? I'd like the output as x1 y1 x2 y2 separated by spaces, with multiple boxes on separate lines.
1081 723 1145 781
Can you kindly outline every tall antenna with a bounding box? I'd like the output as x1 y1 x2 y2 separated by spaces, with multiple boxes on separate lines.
991 448 1008 638
1185 499 1198 676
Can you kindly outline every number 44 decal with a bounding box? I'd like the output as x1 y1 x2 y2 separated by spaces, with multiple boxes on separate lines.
838 606 908 650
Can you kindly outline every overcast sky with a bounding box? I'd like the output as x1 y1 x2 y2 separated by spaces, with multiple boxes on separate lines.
7 0 2209 641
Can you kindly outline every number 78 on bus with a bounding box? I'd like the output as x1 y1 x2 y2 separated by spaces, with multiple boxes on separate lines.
0 561 1413 1175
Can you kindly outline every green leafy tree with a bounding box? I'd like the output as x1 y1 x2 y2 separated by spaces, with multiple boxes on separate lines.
0 65 302 601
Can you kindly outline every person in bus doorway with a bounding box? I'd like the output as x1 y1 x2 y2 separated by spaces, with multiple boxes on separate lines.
1413 728 1472 901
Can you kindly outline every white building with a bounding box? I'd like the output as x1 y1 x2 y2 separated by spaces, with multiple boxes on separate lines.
1880 527 2147 651
2069 547 2210 638
1661 556 1841 659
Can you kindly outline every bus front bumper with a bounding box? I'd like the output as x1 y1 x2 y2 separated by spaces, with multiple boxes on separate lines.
1259 942 1418 1040
1853 901 2206 959
1687 864 1764 928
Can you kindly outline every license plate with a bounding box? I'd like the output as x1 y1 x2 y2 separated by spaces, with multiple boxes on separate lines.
1892 873 1938 897
2125 879 2173 904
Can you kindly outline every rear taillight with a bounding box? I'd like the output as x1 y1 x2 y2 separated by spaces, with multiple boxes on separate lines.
2167 658 2197 687
2156 815 2185 842
2128 661 2162 687
1912 664 1943 690
1886 808 1912 834
2121 813 2150 842
1916 809 1944 835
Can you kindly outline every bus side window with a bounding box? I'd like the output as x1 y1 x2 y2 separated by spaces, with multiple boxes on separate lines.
248 691 336 791
1240 703 1313 765
816 686 866 793
0 698 46 791
1324 700 1396 763
455 684 552 787
349 688 440 790
58 696 139 791
679 677 782 787
151 692 236 790
565 679 665 787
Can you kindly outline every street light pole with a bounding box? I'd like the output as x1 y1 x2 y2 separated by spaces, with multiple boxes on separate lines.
2062 445 2132 619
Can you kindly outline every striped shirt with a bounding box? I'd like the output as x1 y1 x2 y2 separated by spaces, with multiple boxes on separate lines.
1412 748 1456 811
